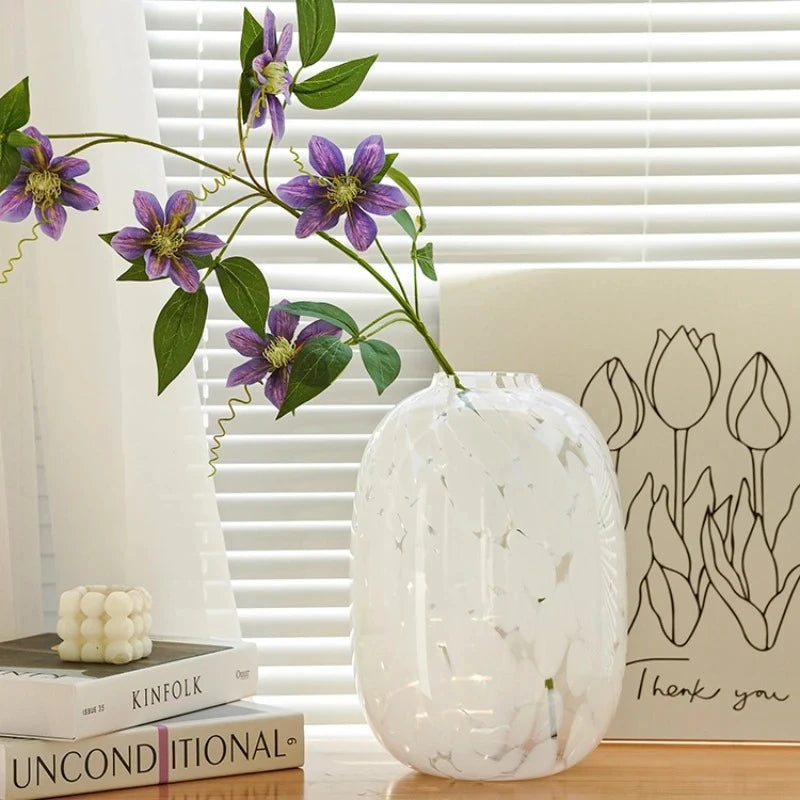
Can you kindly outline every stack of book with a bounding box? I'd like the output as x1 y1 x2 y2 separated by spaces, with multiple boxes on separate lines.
0 633 304 799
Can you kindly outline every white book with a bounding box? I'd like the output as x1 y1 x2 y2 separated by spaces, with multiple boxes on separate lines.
0 700 304 800
0 634 258 740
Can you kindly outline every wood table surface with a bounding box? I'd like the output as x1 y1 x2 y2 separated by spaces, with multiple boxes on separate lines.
67 735 800 800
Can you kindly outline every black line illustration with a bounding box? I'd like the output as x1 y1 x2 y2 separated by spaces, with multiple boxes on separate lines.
581 357 645 471
644 327 720 536
582 326 800 651
726 352 790 534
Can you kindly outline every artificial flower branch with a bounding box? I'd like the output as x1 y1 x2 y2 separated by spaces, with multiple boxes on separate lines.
0 1 463 448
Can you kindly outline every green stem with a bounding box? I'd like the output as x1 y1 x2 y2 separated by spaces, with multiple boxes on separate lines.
187 193 262 232
359 316 415 342
48 132 263 194
357 308 408 337
344 316 415 346
375 238 409 303
261 68 303 191
211 198 270 268
236 83 262 188
315 227 462 385
411 248 420 315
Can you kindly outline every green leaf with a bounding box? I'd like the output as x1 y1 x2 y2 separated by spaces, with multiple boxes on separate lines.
116 261 150 281
0 77 30 133
294 55 377 110
99 231 117 246
387 166 422 211
373 152 398 184
6 130 36 147
360 339 401 395
281 301 359 339
240 8 263 70
296 0 336 67
393 209 417 241
189 253 215 272
0 144 21 192
277 336 352 418
153 286 209 395
239 73 255 125
416 242 437 281
217 256 270 338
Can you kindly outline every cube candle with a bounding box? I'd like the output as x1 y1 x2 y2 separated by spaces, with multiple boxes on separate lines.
56 585 153 664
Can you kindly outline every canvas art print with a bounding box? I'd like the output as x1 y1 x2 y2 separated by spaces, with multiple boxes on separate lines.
440 268 800 740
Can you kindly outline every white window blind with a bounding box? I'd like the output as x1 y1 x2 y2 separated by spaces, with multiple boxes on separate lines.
143 0 800 724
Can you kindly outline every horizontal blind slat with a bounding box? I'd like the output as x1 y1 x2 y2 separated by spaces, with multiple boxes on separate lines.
144 2 800 34
159 118 800 148
151 59 800 92
224 522 352 552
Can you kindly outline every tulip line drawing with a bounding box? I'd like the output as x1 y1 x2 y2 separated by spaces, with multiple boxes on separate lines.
582 327 798 651
581 357 646 471
644 328 721 536
726 352 791 533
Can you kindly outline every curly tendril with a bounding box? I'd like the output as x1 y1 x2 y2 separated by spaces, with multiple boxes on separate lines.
208 383 253 477
192 167 237 203
288 146 315 179
1 223 42 285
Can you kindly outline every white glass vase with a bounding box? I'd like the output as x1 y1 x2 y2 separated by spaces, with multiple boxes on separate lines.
351 372 626 781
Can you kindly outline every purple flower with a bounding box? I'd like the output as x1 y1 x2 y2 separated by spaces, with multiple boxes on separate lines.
276 135 408 251
248 8 293 141
226 300 342 408
0 126 99 240
110 190 224 293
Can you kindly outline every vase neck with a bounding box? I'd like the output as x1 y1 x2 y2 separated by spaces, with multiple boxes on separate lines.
431 371 542 391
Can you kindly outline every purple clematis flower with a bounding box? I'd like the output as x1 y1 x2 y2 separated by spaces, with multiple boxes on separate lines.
0 126 99 240
110 190 224 293
248 8 293 142
226 300 342 408
276 135 408 251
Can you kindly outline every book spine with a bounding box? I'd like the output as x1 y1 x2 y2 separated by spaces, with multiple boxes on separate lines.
0 710 304 800
73 644 259 739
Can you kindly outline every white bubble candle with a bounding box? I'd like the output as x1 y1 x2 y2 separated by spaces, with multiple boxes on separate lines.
56 585 153 664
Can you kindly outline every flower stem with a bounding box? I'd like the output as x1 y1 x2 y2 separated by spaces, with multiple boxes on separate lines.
345 316 415 345
236 85 262 188
314 226 462 385
211 198 270 266
375 238 409 303
187 193 262 232
48 132 264 194
751 448 767 526
674 428 688 535
357 308 408 338
411 248 420 315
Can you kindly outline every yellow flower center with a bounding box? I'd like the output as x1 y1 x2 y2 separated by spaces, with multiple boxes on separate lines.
326 175 363 209
264 336 296 369
150 225 185 258
25 170 62 207
261 61 287 95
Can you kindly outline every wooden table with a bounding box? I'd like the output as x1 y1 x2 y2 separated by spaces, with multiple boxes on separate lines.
71 736 800 799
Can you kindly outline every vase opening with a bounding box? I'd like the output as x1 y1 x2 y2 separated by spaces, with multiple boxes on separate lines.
432 370 543 392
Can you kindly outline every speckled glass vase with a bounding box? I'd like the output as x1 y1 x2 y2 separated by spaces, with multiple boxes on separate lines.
350 372 627 781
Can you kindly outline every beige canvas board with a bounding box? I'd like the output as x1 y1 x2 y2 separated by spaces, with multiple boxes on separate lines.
440 267 800 741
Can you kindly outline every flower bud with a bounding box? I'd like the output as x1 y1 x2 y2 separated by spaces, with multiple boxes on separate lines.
645 326 720 430
727 352 790 450
581 358 644 452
